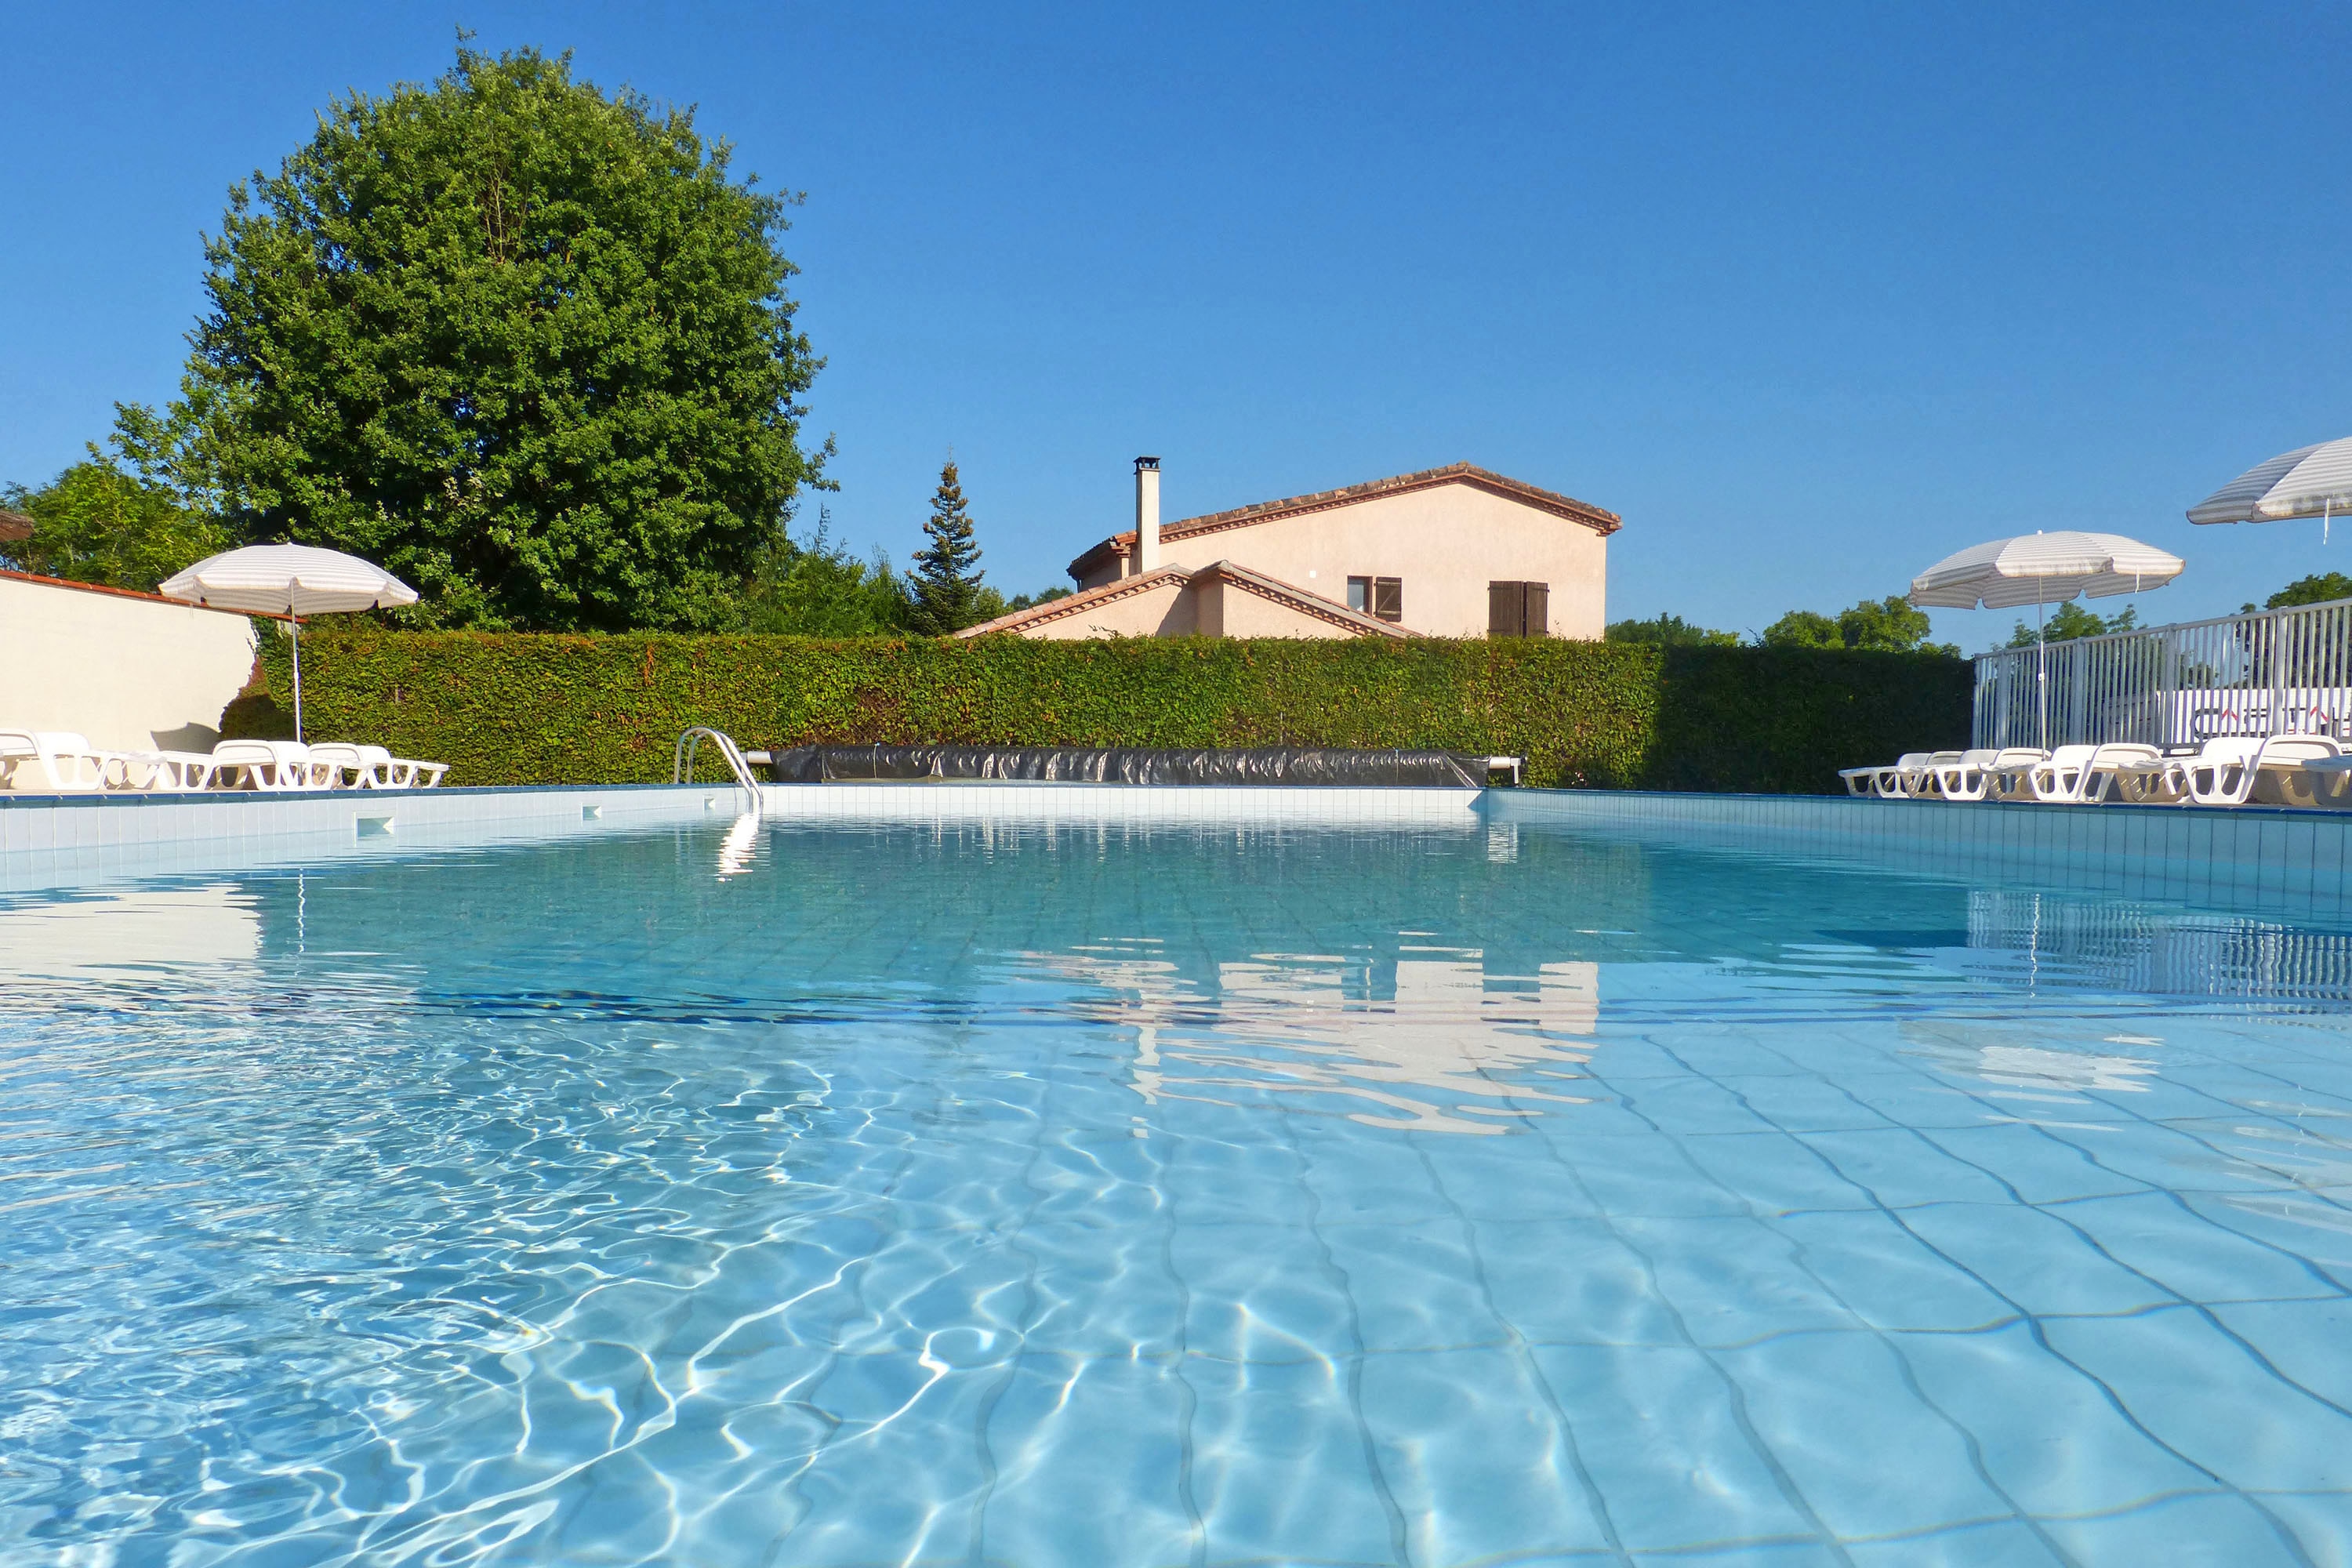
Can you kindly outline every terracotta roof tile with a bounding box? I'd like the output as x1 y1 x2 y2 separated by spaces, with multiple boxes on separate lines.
1068 462 1620 579
954 566 1193 638
0 567 274 617
955 559 1410 641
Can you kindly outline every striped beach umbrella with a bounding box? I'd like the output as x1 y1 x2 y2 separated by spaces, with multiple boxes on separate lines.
1910 532 2183 751
2189 435 2352 540
162 545 418 741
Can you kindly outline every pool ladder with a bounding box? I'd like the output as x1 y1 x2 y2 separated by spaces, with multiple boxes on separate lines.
673 728 764 811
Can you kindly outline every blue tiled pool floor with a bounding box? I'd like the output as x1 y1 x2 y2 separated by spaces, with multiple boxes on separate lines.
2 818 2350 1564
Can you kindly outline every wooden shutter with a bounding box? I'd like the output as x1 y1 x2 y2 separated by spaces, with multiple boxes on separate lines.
1374 578 1403 622
1523 582 1548 637
1489 582 1522 637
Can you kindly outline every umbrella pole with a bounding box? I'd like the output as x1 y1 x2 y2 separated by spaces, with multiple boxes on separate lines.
289 619 303 743
2036 597 2047 751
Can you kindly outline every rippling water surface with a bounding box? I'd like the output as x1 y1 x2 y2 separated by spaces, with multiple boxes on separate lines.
4 815 2352 1565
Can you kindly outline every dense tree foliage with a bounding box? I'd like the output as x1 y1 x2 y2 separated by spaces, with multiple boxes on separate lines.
1762 595 1958 655
2005 602 2137 647
2253 572 2352 611
139 42 822 630
0 441 229 591
904 460 991 634
1604 612 1740 647
1757 609 1842 649
736 512 909 635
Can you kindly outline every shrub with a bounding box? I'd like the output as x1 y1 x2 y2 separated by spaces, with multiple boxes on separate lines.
260 630 1971 793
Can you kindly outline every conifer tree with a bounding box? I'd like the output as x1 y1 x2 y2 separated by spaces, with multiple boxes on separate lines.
906 459 988 633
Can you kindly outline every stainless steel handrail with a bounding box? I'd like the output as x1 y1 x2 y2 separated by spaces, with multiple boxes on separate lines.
673 727 764 810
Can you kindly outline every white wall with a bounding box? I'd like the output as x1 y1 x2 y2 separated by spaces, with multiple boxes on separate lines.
0 574 256 768
1022 576 1198 638
1080 479 1611 637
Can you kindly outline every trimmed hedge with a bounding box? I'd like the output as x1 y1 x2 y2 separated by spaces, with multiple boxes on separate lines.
241 628 1971 793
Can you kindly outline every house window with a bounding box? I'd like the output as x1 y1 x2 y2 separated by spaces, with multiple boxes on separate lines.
1488 581 1550 637
1348 575 1403 622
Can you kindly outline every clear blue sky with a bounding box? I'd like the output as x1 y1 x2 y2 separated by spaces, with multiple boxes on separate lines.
4 2 2348 647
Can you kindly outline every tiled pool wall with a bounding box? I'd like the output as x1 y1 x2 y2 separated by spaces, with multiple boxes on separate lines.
1494 787 2352 918
0 783 738 894
7 780 2352 911
0 782 1483 893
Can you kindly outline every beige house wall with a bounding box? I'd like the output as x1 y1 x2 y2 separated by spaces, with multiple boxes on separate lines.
1018 578 1196 639
1082 481 1609 637
0 575 256 769
1195 579 1360 639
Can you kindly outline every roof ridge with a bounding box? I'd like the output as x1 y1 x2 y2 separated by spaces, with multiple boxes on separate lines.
1066 462 1620 578
953 565 1192 638
1196 560 1410 637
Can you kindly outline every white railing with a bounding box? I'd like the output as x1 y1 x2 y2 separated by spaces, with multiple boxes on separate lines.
1972 596 2352 751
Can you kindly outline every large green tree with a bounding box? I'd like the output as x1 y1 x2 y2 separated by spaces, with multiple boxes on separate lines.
737 510 910 635
904 459 990 634
1 441 229 591
2006 601 2137 647
143 42 823 630
2252 572 2352 611
1604 612 1741 647
1764 594 1958 655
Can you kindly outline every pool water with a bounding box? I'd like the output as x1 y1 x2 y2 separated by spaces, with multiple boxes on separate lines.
3 815 2350 1565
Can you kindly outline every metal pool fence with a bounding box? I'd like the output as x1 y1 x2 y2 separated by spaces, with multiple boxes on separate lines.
1971 595 2352 751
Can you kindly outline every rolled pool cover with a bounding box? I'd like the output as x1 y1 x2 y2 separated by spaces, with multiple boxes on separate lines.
766 745 1497 788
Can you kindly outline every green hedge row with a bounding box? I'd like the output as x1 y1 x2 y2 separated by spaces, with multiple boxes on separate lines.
239 628 1972 793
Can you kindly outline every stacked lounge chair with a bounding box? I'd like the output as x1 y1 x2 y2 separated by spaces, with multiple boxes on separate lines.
0 730 447 793
1845 734 2351 808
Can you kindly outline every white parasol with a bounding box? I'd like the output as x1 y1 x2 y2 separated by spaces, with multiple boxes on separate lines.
1908 531 2184 611
2187 435 2352 542
161 544 417 741
1909 531 2184 749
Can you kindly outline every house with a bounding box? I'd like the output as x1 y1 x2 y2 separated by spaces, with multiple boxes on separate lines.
957 459 1621 641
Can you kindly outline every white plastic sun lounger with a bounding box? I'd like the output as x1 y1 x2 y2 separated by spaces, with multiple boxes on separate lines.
2112 735 2344 808
1840 752 1939 798
1932 747 2045 802
209 739 320 791
307 742 448 789
118 750 227 791
1892 751 1962 798
0 730 136 792
2296 753 2352 808
1928 750 1996 800
306 743 386 788
2020 742 2161 804
2174 735 2344 807
1838 763 1889 797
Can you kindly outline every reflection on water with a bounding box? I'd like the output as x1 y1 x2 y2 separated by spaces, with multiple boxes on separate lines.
1900 1018 2161 1102
1029 938 1599 1134
0 883 261 984
717 812 760 879
1962 887 2352 1002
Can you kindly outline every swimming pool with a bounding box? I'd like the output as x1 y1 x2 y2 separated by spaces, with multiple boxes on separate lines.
3 809 2350 1563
